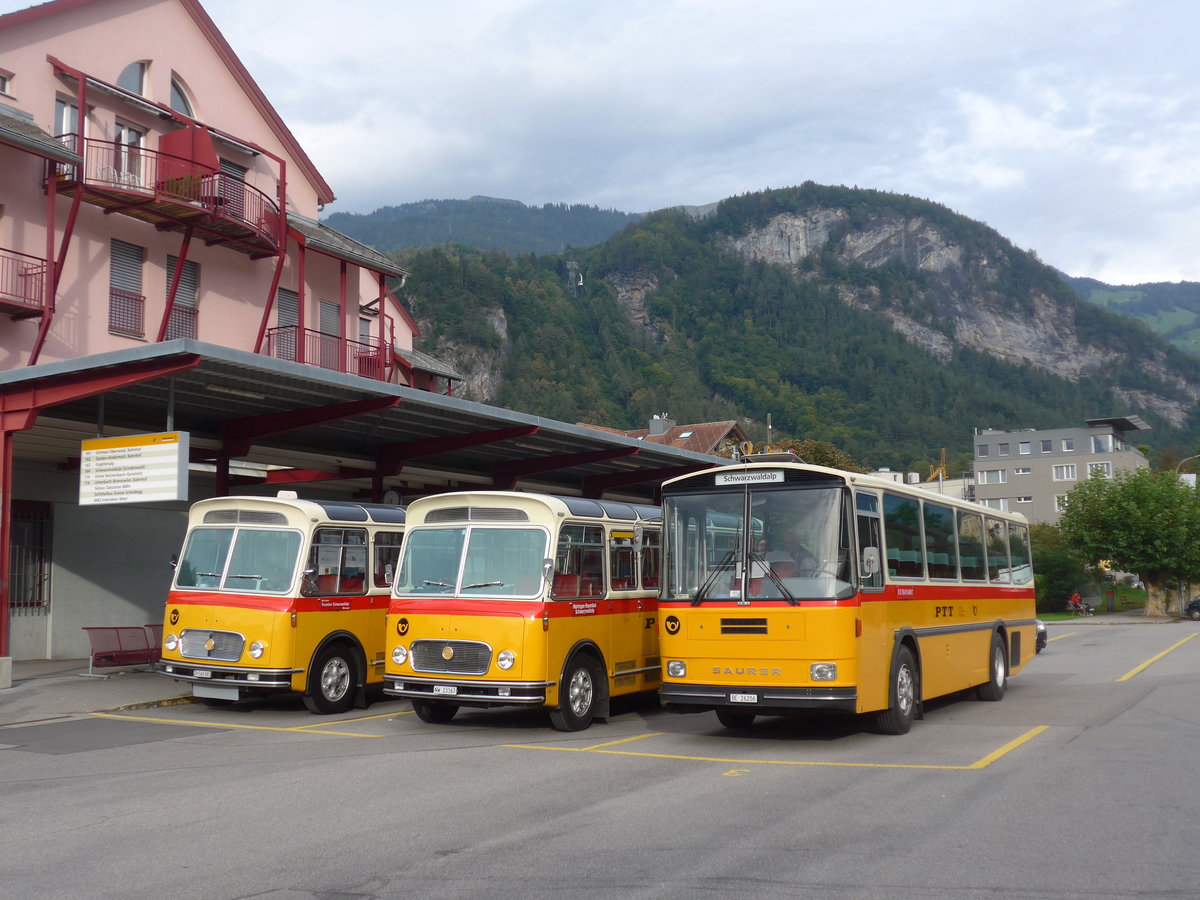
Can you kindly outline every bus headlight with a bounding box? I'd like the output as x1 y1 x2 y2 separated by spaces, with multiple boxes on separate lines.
392 645 408 666
497 650 515 670
248 641 266 659
165 633 179 651
810 663 838 681
667 660 686 677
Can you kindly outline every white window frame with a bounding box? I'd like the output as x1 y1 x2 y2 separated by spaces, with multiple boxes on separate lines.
977 469 1007 485
1040 440 1052 453
1062 438 1075 452
1055 494 1069 512
1014 467 1032 476
998 443 1010 456
1019 441 1031 455
1089 462 1113 479
976 444 989 458
1053 464 1077 481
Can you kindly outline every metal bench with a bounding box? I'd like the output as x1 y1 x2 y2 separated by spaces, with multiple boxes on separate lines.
80 625 158 678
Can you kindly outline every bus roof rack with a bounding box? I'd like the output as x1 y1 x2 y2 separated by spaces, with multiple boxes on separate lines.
740 451 806 463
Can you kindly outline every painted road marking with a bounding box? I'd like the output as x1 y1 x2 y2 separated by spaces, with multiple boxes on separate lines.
90 711 385 737
1117 632 1198 682
505 725 1050 771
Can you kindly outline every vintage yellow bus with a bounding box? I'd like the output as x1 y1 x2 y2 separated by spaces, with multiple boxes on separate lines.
658 455 1036 733
159 492 405 713
383 491 661 731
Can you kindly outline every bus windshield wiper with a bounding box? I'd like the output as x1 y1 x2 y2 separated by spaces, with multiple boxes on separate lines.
692 549 737 606
463 581 503 589
749 551 798 606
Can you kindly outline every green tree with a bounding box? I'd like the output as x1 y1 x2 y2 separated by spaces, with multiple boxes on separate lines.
1029 523 1088 613
1057 468 1200 616
770 438 868 472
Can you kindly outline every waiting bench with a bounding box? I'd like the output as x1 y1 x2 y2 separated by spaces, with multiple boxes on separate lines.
80 625 160 678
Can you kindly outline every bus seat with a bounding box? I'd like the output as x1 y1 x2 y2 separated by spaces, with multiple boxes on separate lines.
317 574 338 593
553 574 580 597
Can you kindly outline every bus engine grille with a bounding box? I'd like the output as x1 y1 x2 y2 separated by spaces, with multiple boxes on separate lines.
411 640 492 675
180 629 245 661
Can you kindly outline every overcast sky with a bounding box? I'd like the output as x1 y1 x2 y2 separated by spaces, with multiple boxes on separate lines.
11 0 1200 284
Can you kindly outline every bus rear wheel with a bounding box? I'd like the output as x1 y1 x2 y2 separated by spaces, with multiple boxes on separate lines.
303 643 356 715
874 645 917 735
976 632 1008 701
411 699 459 723
550 656 598 731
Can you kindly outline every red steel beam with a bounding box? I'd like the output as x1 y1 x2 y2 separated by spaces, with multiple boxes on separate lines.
581 463 716 500
219 395 401 458
375 425 538 476
490 447 640 491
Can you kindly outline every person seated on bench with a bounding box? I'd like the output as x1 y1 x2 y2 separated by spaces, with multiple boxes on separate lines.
1068 591 1092 615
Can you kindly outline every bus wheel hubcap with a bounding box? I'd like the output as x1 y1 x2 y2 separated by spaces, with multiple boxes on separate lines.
323 658 349 700
568 668 593 715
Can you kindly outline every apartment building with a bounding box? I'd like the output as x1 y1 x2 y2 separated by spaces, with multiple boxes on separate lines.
972 417 1150 524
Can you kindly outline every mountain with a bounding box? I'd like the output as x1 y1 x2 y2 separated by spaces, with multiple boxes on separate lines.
394 184 1200 474
1062 275 1200 356
323 196 642 256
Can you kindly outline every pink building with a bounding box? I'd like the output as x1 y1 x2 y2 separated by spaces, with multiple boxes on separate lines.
0 0 453 390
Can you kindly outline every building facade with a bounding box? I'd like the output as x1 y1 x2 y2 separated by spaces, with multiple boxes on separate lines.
971 417 1150 524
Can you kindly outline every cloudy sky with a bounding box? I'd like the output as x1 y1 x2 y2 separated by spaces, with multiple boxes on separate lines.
11 0 1200 284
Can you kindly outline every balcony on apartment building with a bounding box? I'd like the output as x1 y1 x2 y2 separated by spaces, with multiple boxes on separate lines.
0 247 48 319
264 325 390 382
52 134 283 259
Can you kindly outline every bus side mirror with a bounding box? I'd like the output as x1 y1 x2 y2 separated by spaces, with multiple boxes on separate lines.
862 547 880 578
169 554 178 570
542 558 555 581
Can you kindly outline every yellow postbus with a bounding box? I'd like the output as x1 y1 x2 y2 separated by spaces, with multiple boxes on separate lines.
383 491 661 731
159 491 406 714
658 455 1036 734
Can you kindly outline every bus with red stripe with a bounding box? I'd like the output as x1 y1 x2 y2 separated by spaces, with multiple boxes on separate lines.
657 455 1036 733
383 491 661 731
159 491 406 713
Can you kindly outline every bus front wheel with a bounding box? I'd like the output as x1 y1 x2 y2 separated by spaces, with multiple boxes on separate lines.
411 699 459 723
715 708 756 729
976 632 1008 701
304 643 356 715
550 656 598 731
874 646 917 735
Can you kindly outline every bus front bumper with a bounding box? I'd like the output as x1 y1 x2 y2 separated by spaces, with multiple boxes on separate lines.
383 674 550 706
660 681 858 715
159 661 298 697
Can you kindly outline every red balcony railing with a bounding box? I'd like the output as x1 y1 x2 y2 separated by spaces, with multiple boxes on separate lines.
54 135 283 257
264 326 388 382
0 247 48 318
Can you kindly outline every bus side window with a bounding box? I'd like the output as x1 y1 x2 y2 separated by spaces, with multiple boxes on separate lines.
640 530 661 589
553 524 604 598
373 531 404 588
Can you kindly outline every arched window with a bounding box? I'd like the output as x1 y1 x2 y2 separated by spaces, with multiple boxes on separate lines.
170 74 194 117
117 61 147 95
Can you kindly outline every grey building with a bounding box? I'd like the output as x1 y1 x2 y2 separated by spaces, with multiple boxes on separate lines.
971 417 1150 524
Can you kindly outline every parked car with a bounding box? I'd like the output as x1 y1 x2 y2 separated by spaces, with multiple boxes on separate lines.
1035 619 1047 653
1186 599 1200 621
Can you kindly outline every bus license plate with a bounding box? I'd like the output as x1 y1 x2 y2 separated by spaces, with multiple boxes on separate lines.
433 685 458 696
729 693 758 704
194 669 212 679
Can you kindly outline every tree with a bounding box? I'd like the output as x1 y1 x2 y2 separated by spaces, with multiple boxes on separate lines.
1057 467 1200 616
1029 523 1088 613
770 438 868 473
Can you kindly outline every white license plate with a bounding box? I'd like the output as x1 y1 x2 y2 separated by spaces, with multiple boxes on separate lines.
193 684 238 701
194 669 212 679
729 692 758 704
433 684 458 696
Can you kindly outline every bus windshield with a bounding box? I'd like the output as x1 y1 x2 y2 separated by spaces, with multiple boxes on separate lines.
664 486 852 602
396 526 549 598
174 526 303 593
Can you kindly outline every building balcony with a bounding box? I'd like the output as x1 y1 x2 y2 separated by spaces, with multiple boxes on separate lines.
0 247 48 319
264 326 389 382
52 136 283 259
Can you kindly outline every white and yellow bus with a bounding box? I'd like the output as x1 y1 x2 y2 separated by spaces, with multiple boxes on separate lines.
159 491 405 713
383 491 661 731
658 455 1036 733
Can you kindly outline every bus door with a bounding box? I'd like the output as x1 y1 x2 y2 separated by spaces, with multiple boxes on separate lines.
551 523 608 677
607 527 644 692
638 528 662 686
855 490 889 711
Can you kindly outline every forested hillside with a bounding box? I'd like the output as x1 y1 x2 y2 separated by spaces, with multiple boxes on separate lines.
1063 275 1200 356
394 185 1200 474
324 196 642 256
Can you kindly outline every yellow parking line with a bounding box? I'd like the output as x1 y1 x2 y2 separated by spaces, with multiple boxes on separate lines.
505 725 1049 771
583 732 663 750
290 709 413 729
1048 632 1076 642
1117 632 1198 682
90 711 382 737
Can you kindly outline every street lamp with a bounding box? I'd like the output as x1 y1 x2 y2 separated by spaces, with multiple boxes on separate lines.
1175 454 1200 476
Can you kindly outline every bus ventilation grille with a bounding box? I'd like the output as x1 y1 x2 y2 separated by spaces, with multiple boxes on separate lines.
720 618 768 635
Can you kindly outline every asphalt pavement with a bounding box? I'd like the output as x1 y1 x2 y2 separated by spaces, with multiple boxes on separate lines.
0 606 1179 729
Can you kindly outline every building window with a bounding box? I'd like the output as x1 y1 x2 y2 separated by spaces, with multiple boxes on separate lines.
998 443 1010 456
116 61 147 96
1089 462 1113 479
1040 439 1052 453
1062 438 1075 452
1014 467 1032 476
977 469 1007 485
165 254 199 340
0 70 12 96
1053 464 1077 481
170 74 194 117
1092 435 1113 454
109 238 145 337
982 498 1009 511
1055 494 1069 512
1019 441 1031 455
111 121 145 186
11 500 52 614
976 444 989 458
1016 496 1033 504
